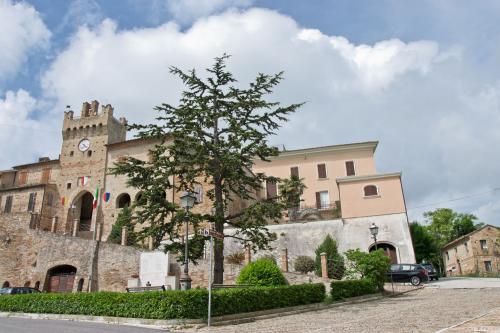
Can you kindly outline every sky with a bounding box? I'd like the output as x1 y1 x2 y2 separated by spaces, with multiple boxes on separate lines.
1 0 500 226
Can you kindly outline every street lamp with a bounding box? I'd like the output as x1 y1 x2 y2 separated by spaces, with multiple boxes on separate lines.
369 222 379 250
180 190 197 291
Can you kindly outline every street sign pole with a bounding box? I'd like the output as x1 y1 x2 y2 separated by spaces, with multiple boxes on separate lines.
207 234 213 327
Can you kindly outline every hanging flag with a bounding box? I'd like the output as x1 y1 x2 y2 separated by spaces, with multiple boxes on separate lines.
104 192 110 203
61 197 65 206
83 176 89 186
93 187 99 209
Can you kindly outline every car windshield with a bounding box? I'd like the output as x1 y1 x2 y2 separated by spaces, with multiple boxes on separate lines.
0 288 11 294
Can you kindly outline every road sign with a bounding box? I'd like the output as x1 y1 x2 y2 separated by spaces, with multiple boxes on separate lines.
202 229 224 240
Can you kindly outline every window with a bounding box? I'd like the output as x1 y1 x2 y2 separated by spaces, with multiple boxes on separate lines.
18 171 27 185
87 150 92 157
454 247 457 254
315 191 329 209
480 239 488 249
194 184 203 203
364 185 378 197
69 151 74 157
27 193 37 212
116 193 131 208
484 261 492 272
41 168 51 183
345 161 355 176
266 180 277 199
67 182 72 189
4 196 13 213
317 164 327 179
464 242 469 253
446 251 449 260
290 166 299 178
46 193 53 207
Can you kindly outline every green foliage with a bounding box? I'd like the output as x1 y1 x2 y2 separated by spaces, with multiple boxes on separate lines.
294 256 315 274
237 258 287 286
111 54 303 283
314 235 345 279
344 249 390 291
107 205 137 245
0 284 325 319
330 279 378 301
410 222 440 269
424 208 482 246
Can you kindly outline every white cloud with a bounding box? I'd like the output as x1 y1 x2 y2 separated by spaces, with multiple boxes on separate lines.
165 0 252 23
0 0 51 83
8 7 498 225
0 90 59 169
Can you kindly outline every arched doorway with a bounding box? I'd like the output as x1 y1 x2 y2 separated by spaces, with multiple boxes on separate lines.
2 281 9 288
116 193 131 208
369 243 398 264
79 192 94 231
46 265 77 293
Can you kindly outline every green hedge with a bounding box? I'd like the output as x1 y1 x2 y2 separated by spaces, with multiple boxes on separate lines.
0 283 325 319
330 279 378 301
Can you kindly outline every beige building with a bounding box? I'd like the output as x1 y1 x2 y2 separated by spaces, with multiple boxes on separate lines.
442 225 500 276
0 100 416 291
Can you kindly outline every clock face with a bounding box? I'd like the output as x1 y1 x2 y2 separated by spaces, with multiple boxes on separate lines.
78 139 91 152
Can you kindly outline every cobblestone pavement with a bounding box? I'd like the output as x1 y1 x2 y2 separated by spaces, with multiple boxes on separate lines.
439 307 500 333
184 287 500 333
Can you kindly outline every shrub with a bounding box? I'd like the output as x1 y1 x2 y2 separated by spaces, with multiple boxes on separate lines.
226 252 245 265
0 284 325 319
314 235 345 279
344 249 390 291
237 258 287 286
259 254 277 264
294 256 315 274
330 279 377 301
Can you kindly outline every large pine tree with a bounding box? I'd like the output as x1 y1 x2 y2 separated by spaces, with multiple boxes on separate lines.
113 55 303 283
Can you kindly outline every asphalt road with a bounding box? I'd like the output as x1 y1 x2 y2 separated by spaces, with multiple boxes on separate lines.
0 317 169 333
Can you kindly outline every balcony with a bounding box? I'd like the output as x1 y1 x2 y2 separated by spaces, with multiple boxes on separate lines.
286 201 341 222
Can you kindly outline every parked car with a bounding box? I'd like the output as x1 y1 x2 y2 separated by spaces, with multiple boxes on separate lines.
386 264 429 286
421 263 439 281
0 287 40 295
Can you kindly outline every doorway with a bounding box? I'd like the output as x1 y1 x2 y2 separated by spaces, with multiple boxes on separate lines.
46 265 77 293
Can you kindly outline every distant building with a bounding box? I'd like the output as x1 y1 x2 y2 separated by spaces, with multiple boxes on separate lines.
442 225 500 276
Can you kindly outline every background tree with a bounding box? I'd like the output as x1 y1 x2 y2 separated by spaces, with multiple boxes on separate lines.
314 234 345 279
409 222 440 271
107 205 137 245
424 208 482 247
113 55 303 283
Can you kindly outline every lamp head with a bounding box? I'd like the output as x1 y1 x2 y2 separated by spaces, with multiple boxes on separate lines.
369 223 379 236
180 190 197 209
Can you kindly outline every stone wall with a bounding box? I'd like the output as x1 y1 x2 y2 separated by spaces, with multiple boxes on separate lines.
0 212 141 292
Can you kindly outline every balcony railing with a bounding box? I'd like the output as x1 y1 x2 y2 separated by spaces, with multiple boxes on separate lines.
286 201 341 222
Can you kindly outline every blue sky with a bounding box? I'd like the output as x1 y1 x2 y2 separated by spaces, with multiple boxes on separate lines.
1 0 500 225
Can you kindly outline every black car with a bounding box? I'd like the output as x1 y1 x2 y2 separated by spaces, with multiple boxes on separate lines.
0 287 40 295
386 264 429 286
421 263 439 281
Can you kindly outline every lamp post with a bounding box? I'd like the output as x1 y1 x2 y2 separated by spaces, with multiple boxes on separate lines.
180 190 197 291
369 222 379 250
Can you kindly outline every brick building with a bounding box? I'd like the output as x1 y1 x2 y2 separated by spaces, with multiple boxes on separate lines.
442 225 500 276
0 100 416 292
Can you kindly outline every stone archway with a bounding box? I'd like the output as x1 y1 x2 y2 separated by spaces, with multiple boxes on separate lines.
67 191 94 236
369 242 398 264
46 265 77 293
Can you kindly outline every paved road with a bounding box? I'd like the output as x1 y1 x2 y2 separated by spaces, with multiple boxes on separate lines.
427 277 500 289
183 278 500 333
0 317 167 333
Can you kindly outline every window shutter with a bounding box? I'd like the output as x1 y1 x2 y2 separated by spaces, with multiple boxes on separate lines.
317 164 327 178
19 172 27 185
27 193 37 212
315 192 321 209
364 185 378 196
266 180 277 199
290 167 299 178
4 196 12 213
41 168 51 183
345 161 355 176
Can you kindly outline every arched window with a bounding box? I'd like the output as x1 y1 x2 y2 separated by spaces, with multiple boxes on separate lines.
77 278 84 292
194 184 203 203
2 281 10 288
116 193 131 208
135 192 145 205
364 185 378 197
34 281 40 290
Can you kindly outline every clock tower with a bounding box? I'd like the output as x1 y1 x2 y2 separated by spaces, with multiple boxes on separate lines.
59 100 127 237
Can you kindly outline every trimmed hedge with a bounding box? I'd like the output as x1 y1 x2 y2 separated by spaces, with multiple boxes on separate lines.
0 283 325 319
330 279 378 301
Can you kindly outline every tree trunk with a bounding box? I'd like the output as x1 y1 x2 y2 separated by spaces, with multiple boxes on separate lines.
213 177 225 284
